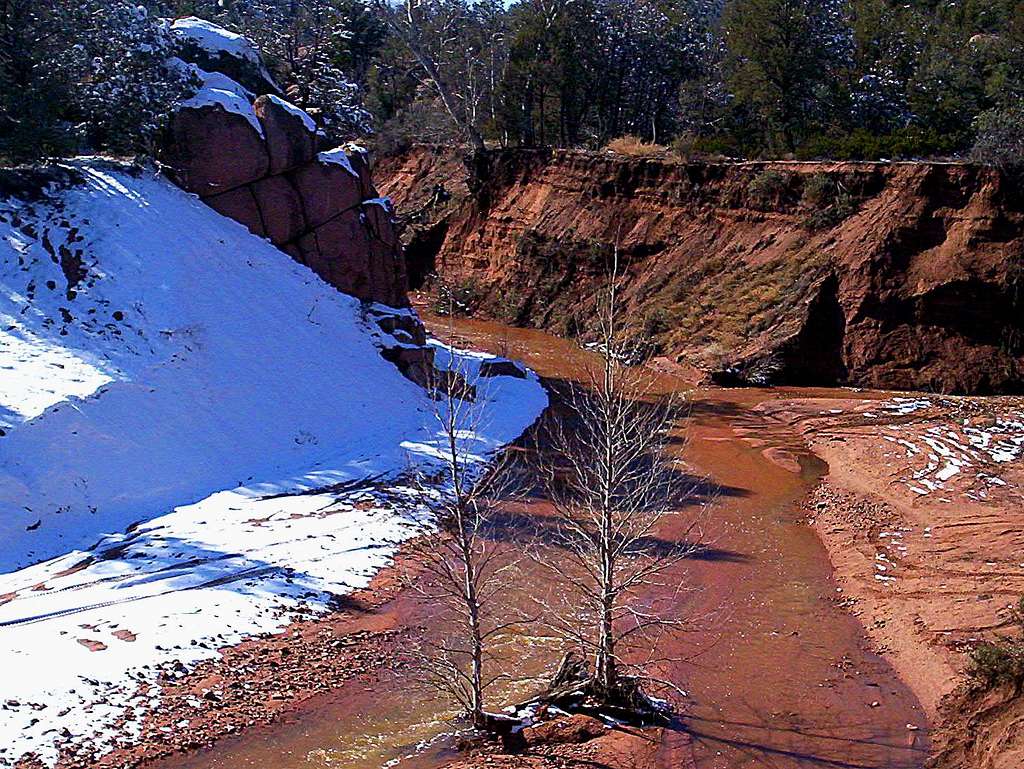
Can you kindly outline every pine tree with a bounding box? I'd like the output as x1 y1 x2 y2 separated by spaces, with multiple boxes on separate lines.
723 0 853 152
222 0 371 138
0 0 191 163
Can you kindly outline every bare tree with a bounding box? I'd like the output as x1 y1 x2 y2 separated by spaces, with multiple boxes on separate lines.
370 0 486 155
402 335 522 729
537 250 705 710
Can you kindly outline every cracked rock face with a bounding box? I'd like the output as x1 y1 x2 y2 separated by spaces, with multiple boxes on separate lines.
160 36 408 309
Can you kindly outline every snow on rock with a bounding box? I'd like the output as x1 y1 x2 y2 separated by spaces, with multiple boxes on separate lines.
265 94 316 133
170 17 279 98
180 66 264 136
865 396 1024 499
318 147 360 177
363 196 395 212
171 17 266 74
0 161 547 766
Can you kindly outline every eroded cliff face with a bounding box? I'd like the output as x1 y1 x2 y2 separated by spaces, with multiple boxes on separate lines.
379 146 1024 394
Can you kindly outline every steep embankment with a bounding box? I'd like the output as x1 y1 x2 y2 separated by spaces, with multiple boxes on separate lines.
379 146 1024 395
0 162 546 766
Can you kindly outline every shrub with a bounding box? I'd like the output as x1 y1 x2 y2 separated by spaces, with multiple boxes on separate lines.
433 278 484 317
373 98 461 157
0 1 192 164
796 126 963 161
968 598 1024 690
801 173 835 207
604 135 666 158
642 305 673 339
799 173 859 231
748 169 789 207
972 102 1024 174
670 132 738 161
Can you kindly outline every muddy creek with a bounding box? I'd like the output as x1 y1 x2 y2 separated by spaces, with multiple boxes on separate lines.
157 313 929 769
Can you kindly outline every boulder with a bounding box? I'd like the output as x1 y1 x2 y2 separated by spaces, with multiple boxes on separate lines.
254 95 318 176
297 210 372 300
379 345 436 389
204 185 264 238
521 714 606 747
361 201 407 307
163 105 269 195
368 308 427 346
361 199 400 248
344 147 379 199
251 175 306 245
171 17 280 97
282 242 304 264
290 157 364 230
479 359 527 379
158 24 412 313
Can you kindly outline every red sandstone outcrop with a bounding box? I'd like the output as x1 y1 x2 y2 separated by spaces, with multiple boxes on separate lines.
160 24 408 309
160 19 431 382
162 105 407 308
379 146 1024 395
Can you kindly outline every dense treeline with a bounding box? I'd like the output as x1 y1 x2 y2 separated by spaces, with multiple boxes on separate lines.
361 0 1024 163
2 0 1023 165
0 0 193 162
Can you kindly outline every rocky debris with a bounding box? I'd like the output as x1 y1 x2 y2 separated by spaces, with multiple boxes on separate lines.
378 345 436 389
379 147 1024 395
367 305 427 346
46 594 412 769
521 714 607 747
364 303 438 388
160 21 409 310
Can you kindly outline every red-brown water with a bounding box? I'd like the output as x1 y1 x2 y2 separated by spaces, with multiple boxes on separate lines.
155 315 929 769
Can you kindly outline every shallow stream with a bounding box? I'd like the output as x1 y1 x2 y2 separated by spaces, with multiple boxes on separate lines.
156 314 929 769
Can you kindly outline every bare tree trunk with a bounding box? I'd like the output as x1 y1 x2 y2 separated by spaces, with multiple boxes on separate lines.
534 242 707 712
401 306 523 730
372 0 486 156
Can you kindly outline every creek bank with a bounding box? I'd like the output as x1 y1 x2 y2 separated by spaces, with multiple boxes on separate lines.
749 393 1024 768
22 565 414 769
378 146 1024 394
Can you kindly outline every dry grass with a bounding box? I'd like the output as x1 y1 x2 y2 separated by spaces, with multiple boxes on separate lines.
604 135 666 158
657 246 829 367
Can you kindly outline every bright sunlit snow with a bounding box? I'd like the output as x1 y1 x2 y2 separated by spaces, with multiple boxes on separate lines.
0 162 547 766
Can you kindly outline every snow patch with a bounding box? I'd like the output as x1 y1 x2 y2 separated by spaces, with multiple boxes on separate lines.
180 70 264 136
171 17 264 70
318 147 359 177
265 94 316 133
0 161 548 765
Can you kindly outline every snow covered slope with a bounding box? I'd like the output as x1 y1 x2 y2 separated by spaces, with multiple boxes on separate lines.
0 162 547 765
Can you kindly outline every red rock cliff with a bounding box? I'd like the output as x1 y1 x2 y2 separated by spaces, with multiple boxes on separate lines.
379 146 1024 394
160 19 408 308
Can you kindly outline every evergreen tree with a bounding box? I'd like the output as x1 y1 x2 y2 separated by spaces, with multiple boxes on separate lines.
722 0 853 152
216 0 371 137
0 0 191 163
846 0 923 133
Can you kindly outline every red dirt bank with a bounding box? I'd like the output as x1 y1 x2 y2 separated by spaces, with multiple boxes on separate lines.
378 147 1024 394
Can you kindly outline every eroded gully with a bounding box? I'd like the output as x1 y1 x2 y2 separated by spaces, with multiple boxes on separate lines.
154 313 930 769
